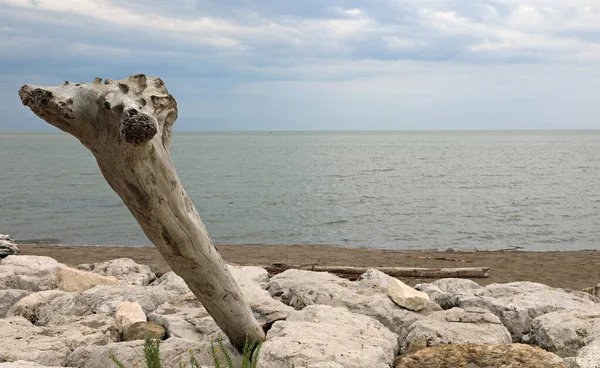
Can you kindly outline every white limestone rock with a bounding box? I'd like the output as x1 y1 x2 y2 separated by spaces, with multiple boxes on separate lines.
0 289 30 317
570 339 600 368
77 258 156 286
0 361 71 368
33 284 177 326
229 265 293 327
67 337 232 368
56 266 121 292
0 255 66 291
148 294 222 341
258 305 398 368
6 290 70 324
528 306 600 357
43 314 119 349
267 269 440 341
115 301 147 333
149 272 190 294
401 307 512 353
0 317 71 366
417 278 596 341
387 278 430 311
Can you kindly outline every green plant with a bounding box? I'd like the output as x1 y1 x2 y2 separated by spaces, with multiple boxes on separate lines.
211 335 262 368
109 335 262 368
110 337 162 368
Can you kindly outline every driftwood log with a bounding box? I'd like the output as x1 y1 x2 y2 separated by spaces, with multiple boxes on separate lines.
18 75 264 349
265 264 490 279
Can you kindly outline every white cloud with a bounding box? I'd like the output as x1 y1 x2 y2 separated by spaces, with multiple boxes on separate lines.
344 8 361 16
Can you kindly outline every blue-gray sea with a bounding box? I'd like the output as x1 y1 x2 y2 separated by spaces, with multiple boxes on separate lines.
1 130 599 251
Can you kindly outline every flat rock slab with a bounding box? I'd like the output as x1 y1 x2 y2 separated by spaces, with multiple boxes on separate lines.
77 258 156 286
402 307 511 353
56 267 120 292
529 306 600 357
417 278 595 341
0 317 71 366
0 255 66 291
259 305 398 368
394 344 567 368
67 337 236 368
267 269 440 341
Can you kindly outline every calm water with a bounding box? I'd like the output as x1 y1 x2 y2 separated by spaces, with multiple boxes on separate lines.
1 131 599 251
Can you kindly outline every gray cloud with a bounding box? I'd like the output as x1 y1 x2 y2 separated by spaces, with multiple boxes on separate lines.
1 0 599 130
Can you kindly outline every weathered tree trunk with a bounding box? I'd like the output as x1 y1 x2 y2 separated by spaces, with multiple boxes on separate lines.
18 75 265 349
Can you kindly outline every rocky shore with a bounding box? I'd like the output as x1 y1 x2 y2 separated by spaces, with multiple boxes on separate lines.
1 254 599 367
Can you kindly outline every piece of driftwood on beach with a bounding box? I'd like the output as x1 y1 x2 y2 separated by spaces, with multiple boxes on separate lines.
265 264 491 279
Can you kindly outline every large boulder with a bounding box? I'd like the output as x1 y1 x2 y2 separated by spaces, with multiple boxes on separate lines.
528 306 600 357
0 362 70 368
77 258 156 286
0 317 71 366
394 344 567 368
416 278 595 341
56 267 121 292
267 269 440 340
123 321 166 341
67 337 235 368
0 235 20 258
6 290 70 324
32 284 177 325
259 305 398 368
148 294 222 341
0 255 66 291
0 289 30 317
115 301 147 333
569 339 600 368
229 265 293 327
149 272 190 294
401 307 512 353
42 314 119 349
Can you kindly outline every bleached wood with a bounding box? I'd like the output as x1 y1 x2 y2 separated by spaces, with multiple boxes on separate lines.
266 264 491 278
18 75 264 349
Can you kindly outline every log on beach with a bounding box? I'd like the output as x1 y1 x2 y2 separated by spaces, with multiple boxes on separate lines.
264 264 491 279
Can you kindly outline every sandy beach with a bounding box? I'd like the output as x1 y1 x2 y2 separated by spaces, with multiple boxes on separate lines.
18 244 600 291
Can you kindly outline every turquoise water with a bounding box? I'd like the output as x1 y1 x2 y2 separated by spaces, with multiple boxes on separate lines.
1 130 600 251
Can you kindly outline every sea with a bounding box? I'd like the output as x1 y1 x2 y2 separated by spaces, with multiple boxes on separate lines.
1 130 599 251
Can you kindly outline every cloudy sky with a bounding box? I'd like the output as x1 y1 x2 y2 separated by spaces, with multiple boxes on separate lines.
1 0 599 131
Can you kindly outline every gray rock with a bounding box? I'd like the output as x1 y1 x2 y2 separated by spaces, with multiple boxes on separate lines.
0 238 20 258
6 290 70 324
417 278 595 341
529 306 600 357
33 284 177 325
77 258 156 286
570 339 600 368
67 337 233 368
0 289 30 317
267 269 440 341
258 305 398 368
149 272 190 294
401 307 512 353
230 265 293 327
43 314 119 349
148 294 223 341
123 321 166 341
0 255 66 291
0 317 71 366
0 362 70 368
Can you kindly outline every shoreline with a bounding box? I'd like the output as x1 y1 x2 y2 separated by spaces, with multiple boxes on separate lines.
17 243 600 291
